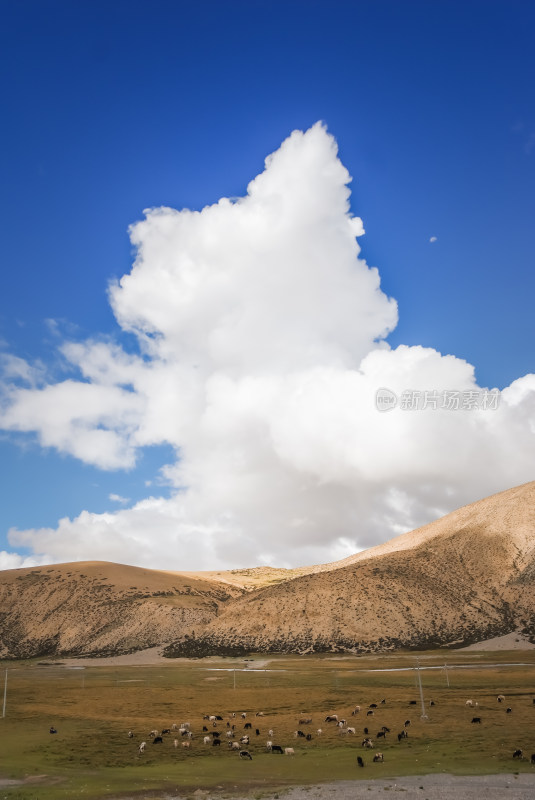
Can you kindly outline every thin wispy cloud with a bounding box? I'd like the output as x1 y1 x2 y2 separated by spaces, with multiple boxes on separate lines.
109 493 130 505
1 124 534 571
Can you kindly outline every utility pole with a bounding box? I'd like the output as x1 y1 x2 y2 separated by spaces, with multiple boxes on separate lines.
444 663 450 688
233 669 236 690
415 658 428 720
2 669 7 718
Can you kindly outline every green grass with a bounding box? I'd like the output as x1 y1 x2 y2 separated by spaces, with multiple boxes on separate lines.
1 650 534 798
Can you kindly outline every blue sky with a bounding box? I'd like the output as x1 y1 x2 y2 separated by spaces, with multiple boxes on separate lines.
0 0 534 569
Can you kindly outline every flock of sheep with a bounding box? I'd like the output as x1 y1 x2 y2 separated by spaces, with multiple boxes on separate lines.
126 693 534 767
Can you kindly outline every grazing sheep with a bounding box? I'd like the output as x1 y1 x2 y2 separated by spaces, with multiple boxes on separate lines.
362 737 373 748
173 739 178 748
471 717 482 724
127 730 134 738
153 736 163 744
352 706 361 715
316 728 322 736
346 727 356 735
138 741 146 753
306 733 313 741
181 741 190 749
513 749 523 759
397 731 408 741
299 717 312 724
240 750 253 759
325 715 338 723
203 736 211 745
465 700 473 707
531 754 535 764
366 710 374 717
266 741 273 750
506 707 512 714
212 738 221 746
226 730 233 738
357 756 364 767
373 752 384 762
497 695 505 703
284 747 295 755
231 741 240 750
271 745 284 754
404 720 411 727
268 729 274 737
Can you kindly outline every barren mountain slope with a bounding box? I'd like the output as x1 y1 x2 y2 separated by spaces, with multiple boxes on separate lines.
2 482 534 659
164 481 535 656
177 565 318 590
0 561 244 659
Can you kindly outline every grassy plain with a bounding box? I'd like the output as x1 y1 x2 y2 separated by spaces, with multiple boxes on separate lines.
0 650 534 799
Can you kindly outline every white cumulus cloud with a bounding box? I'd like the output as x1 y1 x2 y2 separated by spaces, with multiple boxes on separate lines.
1 123 534 571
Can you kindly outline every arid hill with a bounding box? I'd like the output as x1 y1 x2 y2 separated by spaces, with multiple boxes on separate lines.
0 561 245 659
164 481 535 656
1 481 534 659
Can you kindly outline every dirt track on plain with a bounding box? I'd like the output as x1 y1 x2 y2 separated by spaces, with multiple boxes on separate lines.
153 773 535 800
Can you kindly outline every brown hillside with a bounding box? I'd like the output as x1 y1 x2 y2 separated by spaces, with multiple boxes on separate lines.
164 481 535 656
0 561 244 659
2 482 534 659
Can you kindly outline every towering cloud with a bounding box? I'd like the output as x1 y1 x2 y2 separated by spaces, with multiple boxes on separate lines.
1 124 534 570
